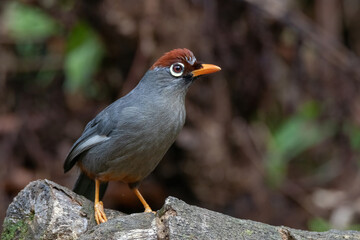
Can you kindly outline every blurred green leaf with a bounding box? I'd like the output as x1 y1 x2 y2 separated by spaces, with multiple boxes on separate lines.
265 101 334 187
298 100 321 119
64 22 104 94
4 2 60 40
343 123 360 151
308 217 332 232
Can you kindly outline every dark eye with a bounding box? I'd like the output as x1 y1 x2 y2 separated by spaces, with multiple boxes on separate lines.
170 63 185 77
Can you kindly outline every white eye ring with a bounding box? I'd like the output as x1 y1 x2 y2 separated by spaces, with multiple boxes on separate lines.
170 62 185 77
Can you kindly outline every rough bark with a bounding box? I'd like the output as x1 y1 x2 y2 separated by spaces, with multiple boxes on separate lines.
1 180 360 240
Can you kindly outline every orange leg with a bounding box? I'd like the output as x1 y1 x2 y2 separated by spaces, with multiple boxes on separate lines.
133 188 154 213
94 179 108 224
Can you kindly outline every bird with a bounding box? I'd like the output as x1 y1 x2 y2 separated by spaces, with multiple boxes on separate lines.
63 48 221 224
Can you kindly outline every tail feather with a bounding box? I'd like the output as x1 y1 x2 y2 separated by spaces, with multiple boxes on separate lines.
73 172 108 201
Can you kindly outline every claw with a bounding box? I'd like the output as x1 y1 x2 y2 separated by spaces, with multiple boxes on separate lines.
144 206 156 214
94 201 108 224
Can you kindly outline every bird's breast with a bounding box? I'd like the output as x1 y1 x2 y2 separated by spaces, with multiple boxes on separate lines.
96 102 186 182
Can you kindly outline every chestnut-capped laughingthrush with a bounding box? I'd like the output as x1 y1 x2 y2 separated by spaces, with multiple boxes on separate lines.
63 48 221 224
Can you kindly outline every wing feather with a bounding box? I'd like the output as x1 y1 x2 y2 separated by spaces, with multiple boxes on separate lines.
63 109 116 172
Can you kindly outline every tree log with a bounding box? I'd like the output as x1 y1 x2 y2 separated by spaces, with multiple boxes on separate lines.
1 180 360 239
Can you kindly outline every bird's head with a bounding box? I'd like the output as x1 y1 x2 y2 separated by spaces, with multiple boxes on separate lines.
141 48 221 94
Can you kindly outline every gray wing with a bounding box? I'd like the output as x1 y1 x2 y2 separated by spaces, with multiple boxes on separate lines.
63 107 116 173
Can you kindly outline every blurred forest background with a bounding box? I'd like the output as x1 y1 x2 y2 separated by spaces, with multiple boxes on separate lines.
1 0 360 232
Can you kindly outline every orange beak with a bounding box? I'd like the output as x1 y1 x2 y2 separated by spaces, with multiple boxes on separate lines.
191 64 221 77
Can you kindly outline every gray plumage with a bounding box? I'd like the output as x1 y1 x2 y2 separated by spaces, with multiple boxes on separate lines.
64 68 190 200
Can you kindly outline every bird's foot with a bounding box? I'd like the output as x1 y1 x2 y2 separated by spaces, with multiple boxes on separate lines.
144 206 156 214
94 201 108 224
